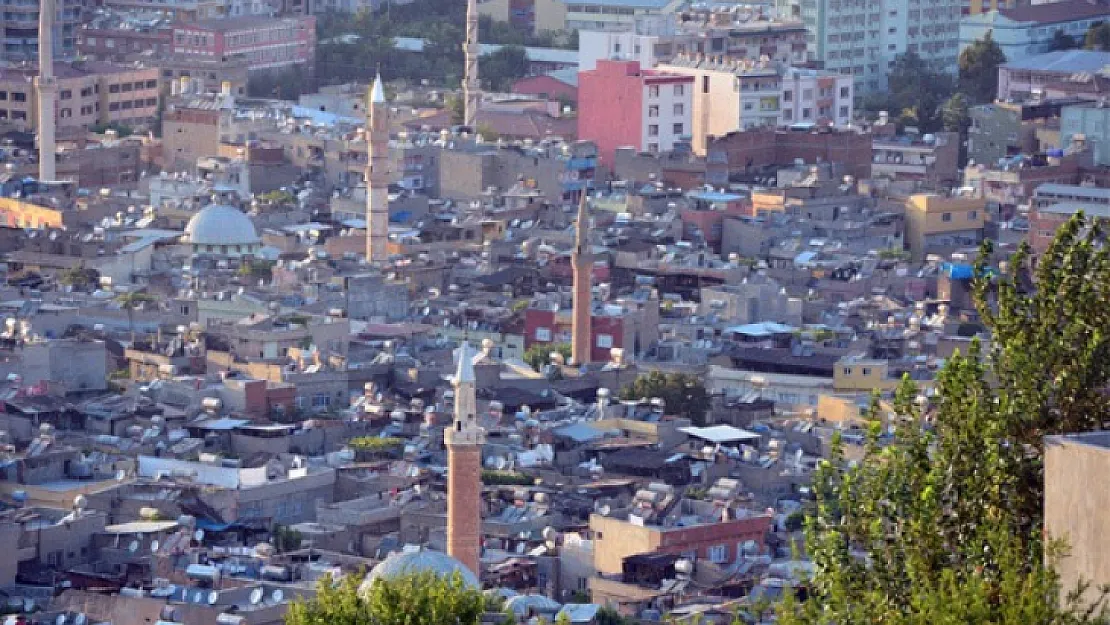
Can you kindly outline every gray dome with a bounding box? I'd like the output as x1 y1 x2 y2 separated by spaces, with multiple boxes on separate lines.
184 204 260 246
359 548 479 595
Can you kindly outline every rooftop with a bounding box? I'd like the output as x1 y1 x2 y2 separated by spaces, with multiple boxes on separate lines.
1002 49 1110 72
995 0 1110 24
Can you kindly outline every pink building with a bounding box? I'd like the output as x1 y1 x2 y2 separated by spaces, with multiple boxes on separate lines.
172 15 315 75
578 60 694 166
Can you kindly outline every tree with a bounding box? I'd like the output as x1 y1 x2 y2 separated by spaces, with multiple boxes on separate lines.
445 93 465 125
1085 21 1110 51
959 31 1007 104
942 92 971 166
59 266 99 291
1049 29 1078 51
524 342 571 371
115 291 156 344
868 51 955 133
777 214 1110 625
480 45 529 92
272 525 303 552
620 371 710 426
286 570 484 625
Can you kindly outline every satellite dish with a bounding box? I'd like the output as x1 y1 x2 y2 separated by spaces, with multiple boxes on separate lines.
193 591 204 603
271 589 284 603
55 615 65 625
151 540 160 553
249 588 264 605
115 469 126 481
128 540 140 553
194 529 205 542
208 590 219 605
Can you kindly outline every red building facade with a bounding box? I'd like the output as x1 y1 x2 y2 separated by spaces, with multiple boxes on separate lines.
171 15 315 74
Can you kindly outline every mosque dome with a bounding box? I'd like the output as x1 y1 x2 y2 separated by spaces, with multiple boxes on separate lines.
359 548 479 596
184 204 260 247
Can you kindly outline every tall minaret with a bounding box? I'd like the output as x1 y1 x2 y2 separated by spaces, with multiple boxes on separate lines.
365 73 390 263
36 0 57 182
446 341 485 578
571 192 593 366
463 0 480 127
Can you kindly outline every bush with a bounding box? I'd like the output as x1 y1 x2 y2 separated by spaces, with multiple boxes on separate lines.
481 470 533 486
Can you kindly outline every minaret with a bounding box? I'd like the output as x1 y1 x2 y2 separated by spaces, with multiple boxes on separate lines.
366 73 390 263
35 0 57 182
571 192 593 366
463 0 480 127
446 341 485 578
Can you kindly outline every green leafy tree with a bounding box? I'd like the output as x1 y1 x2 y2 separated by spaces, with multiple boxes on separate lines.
272 525 303 552
59 266 99 291
1049 29 1078 51
480 45 529 92
1085 22 1110 51
524 342 572 371
942 92 972 166
445 93 466 125
620 371 710 426
286 570 484 625
867 51 955 132
778 213 1110 625
959 31 1007 104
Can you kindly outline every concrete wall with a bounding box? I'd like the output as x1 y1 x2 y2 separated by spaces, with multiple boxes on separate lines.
1045 434 1110 608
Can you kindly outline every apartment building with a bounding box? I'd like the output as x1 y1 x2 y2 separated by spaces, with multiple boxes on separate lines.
1028 183 1110 255
904 193 988 261
578 60 694 164
778 0 962 94
1061 101 1110 167
996 50 1110 102
477 0 567 34
959 0 1110 64
564 0 685 33
872 127 961 188
1 0 82 60
0 62 160 134
171 15 316 74
657 55 853 154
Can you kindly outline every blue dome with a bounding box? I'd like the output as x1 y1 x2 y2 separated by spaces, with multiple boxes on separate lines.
359 548 479 595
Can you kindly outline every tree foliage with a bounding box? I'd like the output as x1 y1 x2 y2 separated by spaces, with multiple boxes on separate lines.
524 342 572 371
620 371 710 426
1049 29 1079 51
1085 22 1110 51
959 32 1007 104
866 51 955 132
286 570 484 625
778 213 1110 625
480 45 530 92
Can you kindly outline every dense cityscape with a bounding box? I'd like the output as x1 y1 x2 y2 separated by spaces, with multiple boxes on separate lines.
0 0 1104 622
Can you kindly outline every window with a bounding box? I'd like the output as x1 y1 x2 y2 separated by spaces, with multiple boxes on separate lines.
535 327 552 341
12 111 26 120
647 143 658 152
783 90 792 102
708 545 728 563
840 86 850 98
59 108 71 118
648 105 659 117
674 84 684 96
942 212 952 222
121 82 133 92
702 76 709 93
862 367 871 376
843 367 853 375
109 102 120 111
648 124 659 136
145 79 157 88
596 334 613 349
839 105 849 117
673 122 683 134
109 84 120 94
802 108 811 119
312 393 331 408
968 210 978 220
648 85 660 97
60 89 72 100
12 92 25 102
802 88 813 100
783 109 793 121
673 103 684 115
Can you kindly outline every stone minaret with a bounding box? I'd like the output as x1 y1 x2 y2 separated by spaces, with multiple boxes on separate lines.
463 0 480 127
36 0 57 182
446 341 484 578
571 192 593 366
366 73 390 263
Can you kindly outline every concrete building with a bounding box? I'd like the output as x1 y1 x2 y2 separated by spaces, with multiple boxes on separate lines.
967 99 1074 167
578 60 694 165
564 0 684 33
872 130 961 188
997 50 1110 102
1 0 81 60
903 193 988 261
1028 183 1110 255
959 0 1110 64
477 0 568 34
657 56 853 155
22 338 110 394
705 126 873 184
778 0 962 94
445 342 485 578
1045 432 1110 608
1061 101 1110 167
0 62 161 134
171 15 316 75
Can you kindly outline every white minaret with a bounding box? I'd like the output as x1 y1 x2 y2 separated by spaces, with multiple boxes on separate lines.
463 0 480 128
36 0 57 182
366 72 390 264
446 341 484 578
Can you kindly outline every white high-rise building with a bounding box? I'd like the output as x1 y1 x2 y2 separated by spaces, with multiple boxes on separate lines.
778 0 962 94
